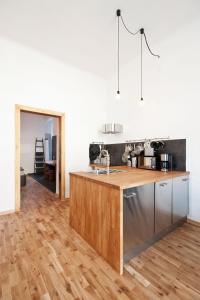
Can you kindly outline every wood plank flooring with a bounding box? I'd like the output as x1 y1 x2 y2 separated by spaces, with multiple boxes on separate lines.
0 176 200 299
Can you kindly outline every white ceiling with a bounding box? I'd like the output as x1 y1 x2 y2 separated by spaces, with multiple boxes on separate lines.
0 0 199 78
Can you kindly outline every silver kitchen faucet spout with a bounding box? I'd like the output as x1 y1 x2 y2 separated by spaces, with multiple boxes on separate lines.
100 149 110 174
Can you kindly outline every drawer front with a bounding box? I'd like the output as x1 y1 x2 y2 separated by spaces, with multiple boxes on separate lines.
155 179 172 234
173 176 189 223
123 183 154 256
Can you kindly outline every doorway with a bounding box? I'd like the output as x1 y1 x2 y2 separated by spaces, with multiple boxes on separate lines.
15 104 65 211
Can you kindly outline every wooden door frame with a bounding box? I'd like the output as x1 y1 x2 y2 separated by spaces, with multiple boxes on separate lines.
15 104 65 211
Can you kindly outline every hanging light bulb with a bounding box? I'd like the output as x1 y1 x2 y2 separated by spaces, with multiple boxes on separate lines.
116 90 120 99
139 97 145 106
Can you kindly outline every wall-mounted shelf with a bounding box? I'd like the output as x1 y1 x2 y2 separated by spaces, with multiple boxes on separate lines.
102 123 123 134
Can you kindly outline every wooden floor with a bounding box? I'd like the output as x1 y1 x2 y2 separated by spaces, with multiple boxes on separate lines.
0 177 200 299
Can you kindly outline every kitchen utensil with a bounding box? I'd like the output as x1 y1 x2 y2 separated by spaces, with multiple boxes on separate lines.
122 144 133 163
127 159 132 167
150 141 165 151
126 144 133 152
122 152 131 163
89 144 101 161
144 141 154 156
133 143 144 155
131 157 137 168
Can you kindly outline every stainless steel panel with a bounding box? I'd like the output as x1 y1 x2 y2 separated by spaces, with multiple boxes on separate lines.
124 218 186 263
173 176 189 223
155 179 172 234
123 184 154 258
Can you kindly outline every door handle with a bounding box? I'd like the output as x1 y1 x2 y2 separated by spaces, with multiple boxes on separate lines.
182 178 188 182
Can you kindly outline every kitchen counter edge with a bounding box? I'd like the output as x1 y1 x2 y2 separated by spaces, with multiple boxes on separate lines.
69 168 190 190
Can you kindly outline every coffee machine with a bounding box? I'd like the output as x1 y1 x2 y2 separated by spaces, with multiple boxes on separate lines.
160 153 171 172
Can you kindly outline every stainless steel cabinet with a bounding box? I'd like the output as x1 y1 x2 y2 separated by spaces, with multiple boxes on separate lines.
173 176 189 223
155 179 172 234
123 176 189 262
123 183 154 258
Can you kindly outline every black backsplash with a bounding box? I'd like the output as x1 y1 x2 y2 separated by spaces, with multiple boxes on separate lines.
103 139 186 171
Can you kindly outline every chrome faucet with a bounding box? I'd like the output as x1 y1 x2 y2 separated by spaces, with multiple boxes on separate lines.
100 149 110 174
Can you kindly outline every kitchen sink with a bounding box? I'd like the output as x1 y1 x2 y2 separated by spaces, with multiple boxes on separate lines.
89 169 125 175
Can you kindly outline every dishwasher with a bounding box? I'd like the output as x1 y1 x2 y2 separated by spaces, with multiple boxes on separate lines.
123 183 154 262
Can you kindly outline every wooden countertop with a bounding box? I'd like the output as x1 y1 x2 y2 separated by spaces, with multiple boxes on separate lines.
70 166 190 190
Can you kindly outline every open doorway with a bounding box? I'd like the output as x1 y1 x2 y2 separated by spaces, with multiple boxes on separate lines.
15 105 65 211
21 112 59 193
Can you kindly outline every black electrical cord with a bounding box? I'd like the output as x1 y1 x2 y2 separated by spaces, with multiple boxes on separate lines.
140 33 143 101
117 14 120 94
119 13 160 58
120 15 140 36
143 32 160 58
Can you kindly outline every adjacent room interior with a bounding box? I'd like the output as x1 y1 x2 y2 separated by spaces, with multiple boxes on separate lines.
20 112 59 195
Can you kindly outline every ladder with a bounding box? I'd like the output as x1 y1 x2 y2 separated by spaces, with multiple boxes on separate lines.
34 138 45 174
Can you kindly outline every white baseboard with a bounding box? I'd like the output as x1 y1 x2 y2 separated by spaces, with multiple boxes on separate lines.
0 209 15 216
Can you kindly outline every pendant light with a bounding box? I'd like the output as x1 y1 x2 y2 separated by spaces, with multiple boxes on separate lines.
140 28 144 106
116 10 160 103
116 9 120 99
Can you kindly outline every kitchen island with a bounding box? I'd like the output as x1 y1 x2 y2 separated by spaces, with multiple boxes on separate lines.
69 166 189 274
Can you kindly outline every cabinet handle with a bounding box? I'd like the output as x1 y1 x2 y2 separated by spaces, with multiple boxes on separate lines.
124 192 136 199
160 182 168 187
182 178 188 182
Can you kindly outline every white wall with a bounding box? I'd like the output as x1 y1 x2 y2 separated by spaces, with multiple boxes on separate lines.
107 17 200 221
20 112 49 174
0 37 107 213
